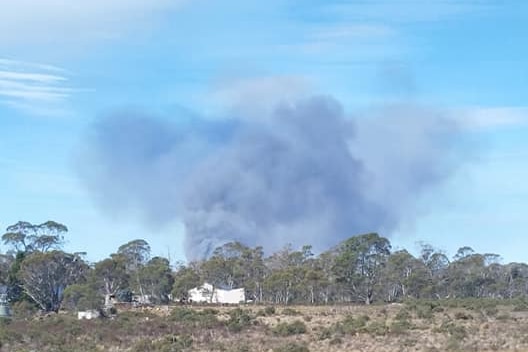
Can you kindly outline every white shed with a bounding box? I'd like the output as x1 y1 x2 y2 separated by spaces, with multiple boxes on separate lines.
188 283 245 304
77 310 100 320
188 283 215 303
216 287 245 304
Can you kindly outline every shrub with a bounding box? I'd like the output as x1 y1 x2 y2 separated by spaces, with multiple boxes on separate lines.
484 306 499 317
116 289 133 303
157 334 193 352
512 298 528 312
273 342 310 352
132 339 153 352
264 306 276 315
336 314 370 334
395 308 412 321
329 337 343 345
364 321 388 336
416 305 434 320
233 345 251 352
317 327 333 340
11 300 38 319
390 319 413 335
132 334 193 352
435 321 467 340
454 311 473 320
281 308 300 316
256 306 276 317
169 307 219 329
226 308 254 333
496 313 511 321
272 320 307 336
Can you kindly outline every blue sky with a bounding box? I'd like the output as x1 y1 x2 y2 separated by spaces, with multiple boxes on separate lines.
1 0 527 263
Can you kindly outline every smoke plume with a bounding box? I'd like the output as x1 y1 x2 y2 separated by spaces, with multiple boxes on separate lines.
78 96 459 260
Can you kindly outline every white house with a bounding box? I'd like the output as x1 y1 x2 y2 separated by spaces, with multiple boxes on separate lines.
77 310 100 320
188 283 245 304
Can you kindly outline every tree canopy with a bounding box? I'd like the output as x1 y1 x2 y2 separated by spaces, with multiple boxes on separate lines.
2 220 528 312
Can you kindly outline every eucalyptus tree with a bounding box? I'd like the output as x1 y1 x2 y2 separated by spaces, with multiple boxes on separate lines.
263 245 315 304
381 250 430 301
332 233 391 304
172 262 201 300
2 221 67 253
2 220 69 303
446 248 502 298
93 255 130 301
19 251 88 312
138 256 174 303
117 239 151 297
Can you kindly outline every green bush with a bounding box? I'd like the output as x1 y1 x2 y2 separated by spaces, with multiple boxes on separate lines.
273 342 310 352
226 308 254 332
496 312 511 320
317 327 333 340
329 337 343 345
364 321 388 336
454 311 473 320
389 319 413 335
256 306 275 317
132 339 153 352
511 298 528 311
132 334 193 352
435 321 467 340
403 299 439 320
416 305 434 320
281 308 301 316
335 314 370 334
11 300 38 319
484 306 499 317
395 308 412 321
169 307 219 328
272 320 307 336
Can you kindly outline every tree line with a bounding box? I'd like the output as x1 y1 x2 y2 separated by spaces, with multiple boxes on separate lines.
1 220 527 313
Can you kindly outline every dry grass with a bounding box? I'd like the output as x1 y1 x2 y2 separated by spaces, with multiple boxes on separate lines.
1 301 528 351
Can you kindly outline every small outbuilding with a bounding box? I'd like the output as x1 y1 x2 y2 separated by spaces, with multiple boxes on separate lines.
77 310 100 320
188 283 245 304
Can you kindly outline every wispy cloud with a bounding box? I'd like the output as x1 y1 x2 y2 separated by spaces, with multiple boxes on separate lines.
0 58 65 73
0 0 188 47
455 107 528 131
0 58 76 116
276 22 402 65
313 24 396 41
322 0 494 23
280 0 494 64
209 75 314 118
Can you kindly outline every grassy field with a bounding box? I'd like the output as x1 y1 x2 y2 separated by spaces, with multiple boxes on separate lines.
2 299 528 351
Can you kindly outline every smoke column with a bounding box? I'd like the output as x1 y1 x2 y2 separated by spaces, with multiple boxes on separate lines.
78 96 459 260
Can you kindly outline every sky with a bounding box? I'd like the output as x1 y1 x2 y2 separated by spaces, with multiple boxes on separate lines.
1 0 527 263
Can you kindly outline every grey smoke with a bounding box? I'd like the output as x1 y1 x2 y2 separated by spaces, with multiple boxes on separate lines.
78 96 459 260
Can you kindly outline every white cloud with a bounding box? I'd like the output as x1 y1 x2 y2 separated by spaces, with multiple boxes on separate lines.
276 21 402 64
0 0 187 46
284 0 491 61
0 58 65 73
313 24 396 41
324 0 493 23
455 107 528 131
0 58 76 116
209 75 314 119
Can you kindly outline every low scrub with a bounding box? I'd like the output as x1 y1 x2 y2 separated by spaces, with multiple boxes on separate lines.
226 308 255 332
132 334 193 352
169 307 220 329
335 314 370 334
273 342 310 352
272 320 307 336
